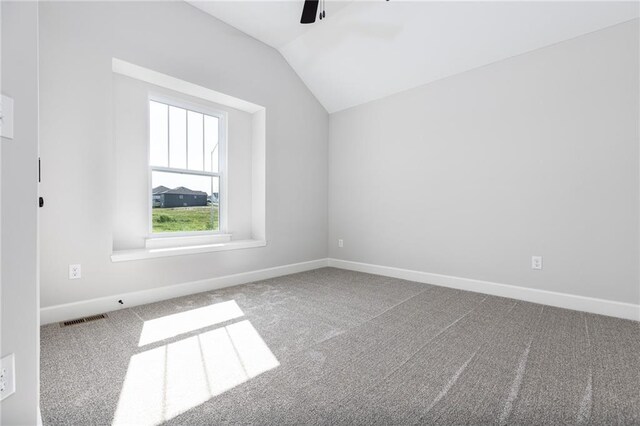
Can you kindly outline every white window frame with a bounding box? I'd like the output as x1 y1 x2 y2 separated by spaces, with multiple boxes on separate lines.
147 93 228 238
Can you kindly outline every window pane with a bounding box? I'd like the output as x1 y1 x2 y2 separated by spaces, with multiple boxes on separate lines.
152 171 220 233
169 106 187 169
149 101 168 167
187 111 204 171
204 115 219 173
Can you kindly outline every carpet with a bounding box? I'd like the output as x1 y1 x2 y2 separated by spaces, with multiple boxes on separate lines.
40 268 640 425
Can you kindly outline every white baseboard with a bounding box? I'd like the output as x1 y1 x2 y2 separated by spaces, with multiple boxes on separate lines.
328 258 640 321
40 259 329 325
41 257 639 324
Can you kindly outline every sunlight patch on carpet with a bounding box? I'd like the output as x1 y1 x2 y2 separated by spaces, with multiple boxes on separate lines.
114 317 278 425
138 300 244 346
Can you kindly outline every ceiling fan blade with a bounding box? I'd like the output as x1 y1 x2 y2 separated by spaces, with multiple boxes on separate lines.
300 0 319 24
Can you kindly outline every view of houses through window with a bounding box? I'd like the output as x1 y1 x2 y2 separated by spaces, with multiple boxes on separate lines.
149 99 222 233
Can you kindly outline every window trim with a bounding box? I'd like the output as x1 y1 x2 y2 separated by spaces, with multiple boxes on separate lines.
146 93 228 239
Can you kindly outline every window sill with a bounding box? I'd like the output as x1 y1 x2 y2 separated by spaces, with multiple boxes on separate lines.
145 233 232 249
111 239 266 262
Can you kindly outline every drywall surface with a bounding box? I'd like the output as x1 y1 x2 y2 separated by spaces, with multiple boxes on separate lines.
112 74 254 250
39 1 328 308
1 1 41 424
329 20 639 305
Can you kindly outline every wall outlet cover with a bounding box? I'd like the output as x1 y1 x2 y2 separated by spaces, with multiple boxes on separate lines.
69 264 81 279
531 256 543 270
0 353 16 401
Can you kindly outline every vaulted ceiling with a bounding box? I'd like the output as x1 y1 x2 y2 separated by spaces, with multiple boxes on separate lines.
188 1 639 113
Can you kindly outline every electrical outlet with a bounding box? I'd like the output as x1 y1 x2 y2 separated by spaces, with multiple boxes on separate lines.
531 256 543 270
69 264 81 279
338 239 344 248
0 353 16 401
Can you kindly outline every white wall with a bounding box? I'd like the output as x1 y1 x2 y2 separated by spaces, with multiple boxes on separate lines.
112 75 255 250
39 1 328 308
1 1 40 424
329 20 639 305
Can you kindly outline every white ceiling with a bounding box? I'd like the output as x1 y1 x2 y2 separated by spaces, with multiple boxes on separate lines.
189 1 639 113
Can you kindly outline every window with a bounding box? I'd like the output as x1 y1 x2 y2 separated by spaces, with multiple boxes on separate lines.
149 98 224 235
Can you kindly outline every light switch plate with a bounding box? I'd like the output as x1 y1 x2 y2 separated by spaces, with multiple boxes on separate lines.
0 94 15 140
0 353 16 401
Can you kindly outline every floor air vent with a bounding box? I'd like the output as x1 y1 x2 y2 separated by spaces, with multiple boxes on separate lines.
60 313 108 327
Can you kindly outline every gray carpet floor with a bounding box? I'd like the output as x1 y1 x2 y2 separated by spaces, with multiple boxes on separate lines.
41 268 640 425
